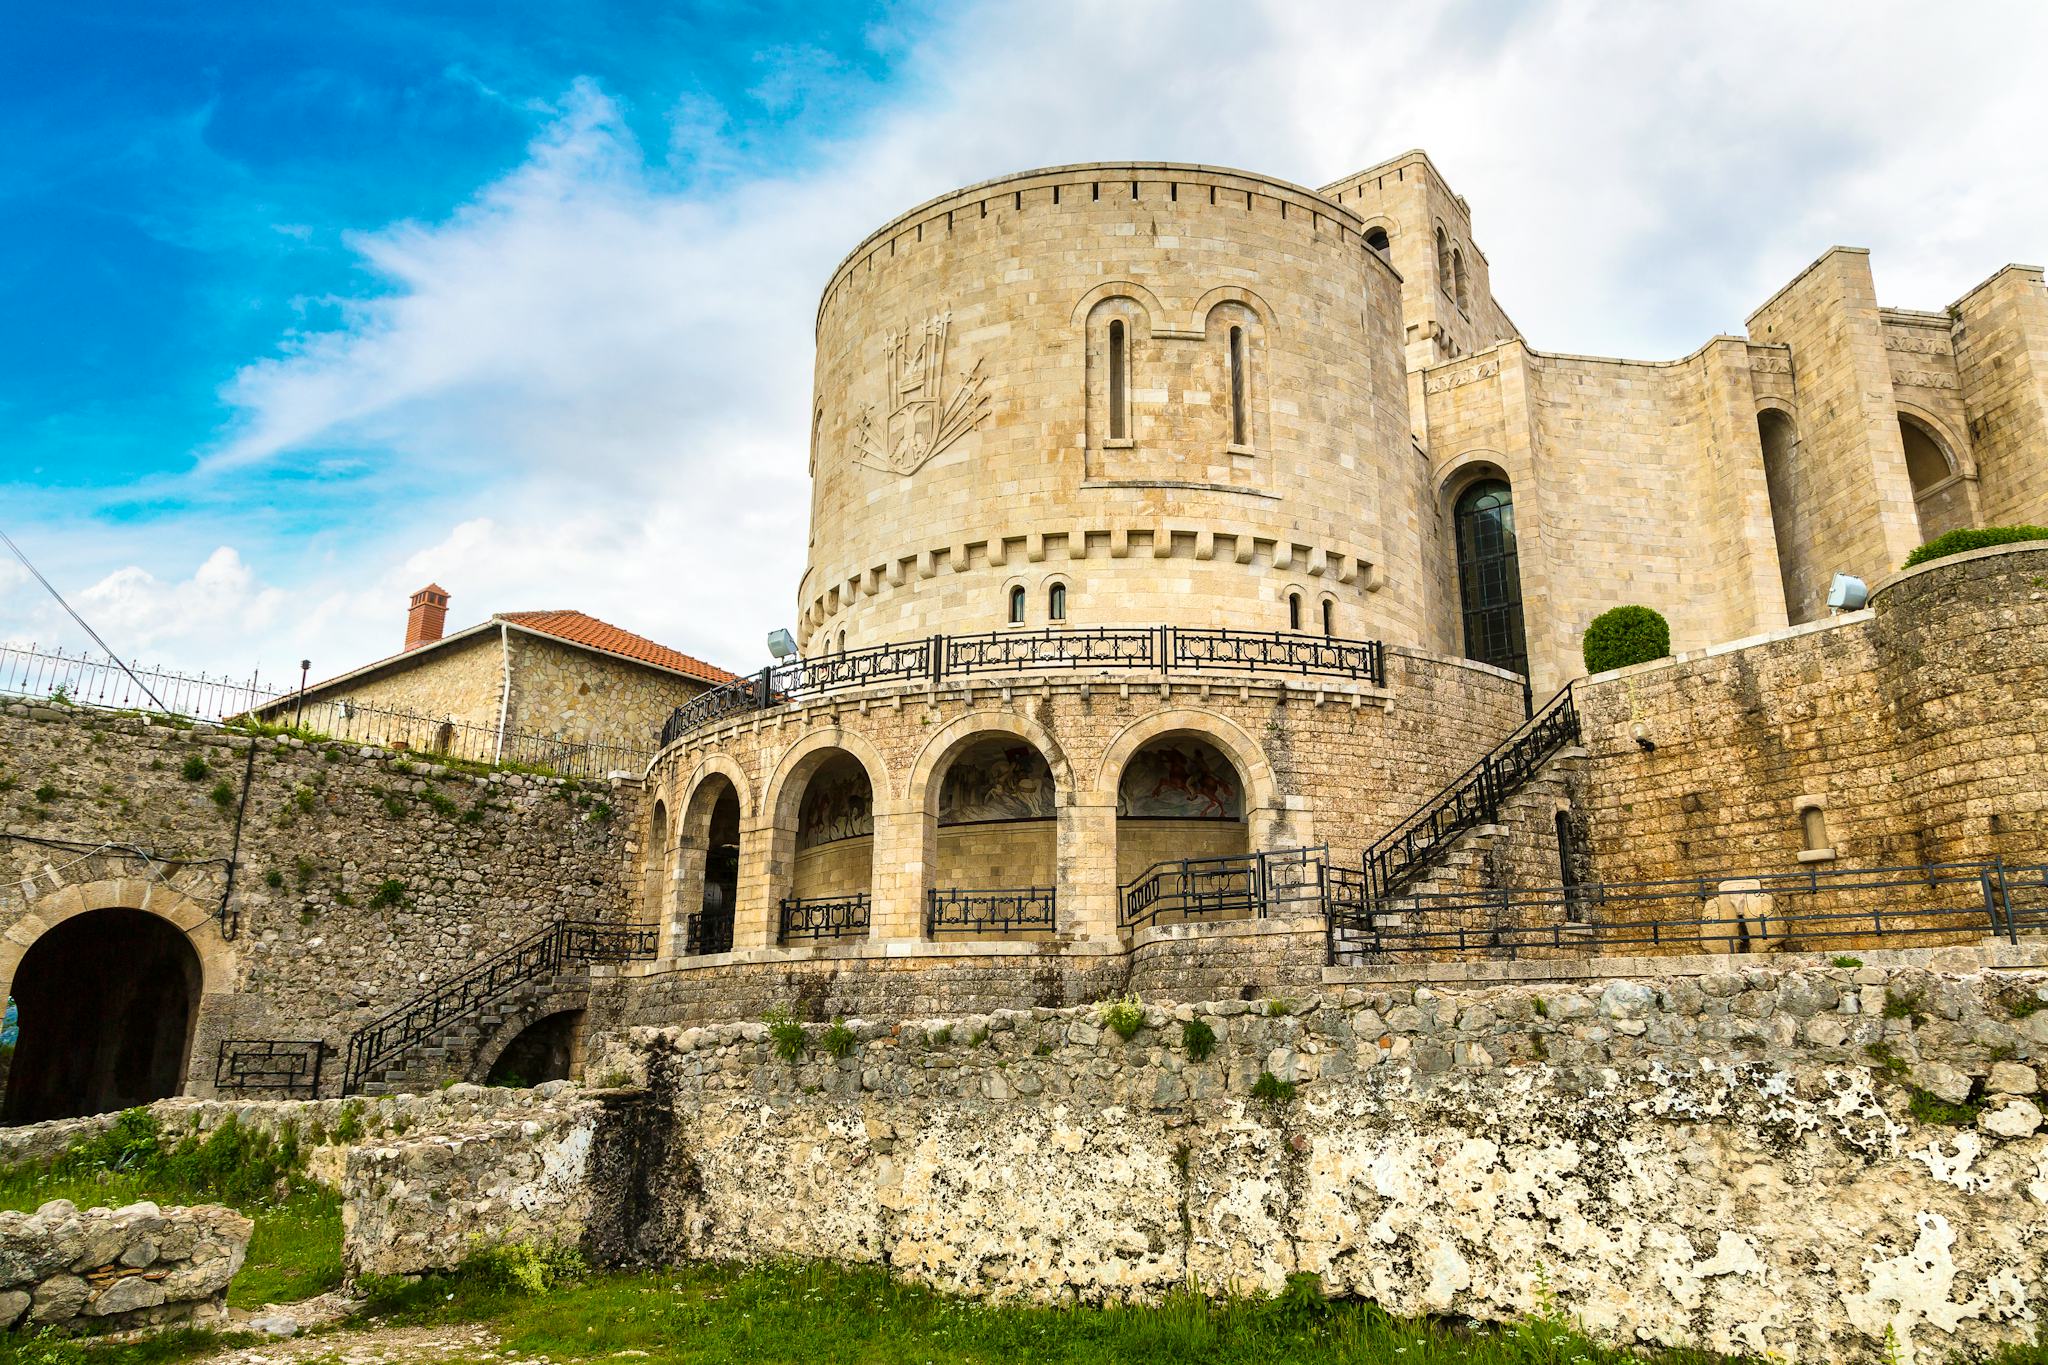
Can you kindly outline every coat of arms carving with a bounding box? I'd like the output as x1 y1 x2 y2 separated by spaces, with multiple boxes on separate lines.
850 311 991 475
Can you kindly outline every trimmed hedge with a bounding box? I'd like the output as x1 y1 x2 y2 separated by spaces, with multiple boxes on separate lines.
1901 525 2048 570
1582 605 1671 675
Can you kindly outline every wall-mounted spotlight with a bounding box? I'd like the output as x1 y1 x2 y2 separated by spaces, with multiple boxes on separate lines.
766 628 797 659
1827 573 1869 613
1631 720 1656 752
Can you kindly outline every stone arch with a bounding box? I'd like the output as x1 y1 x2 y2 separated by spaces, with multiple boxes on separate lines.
474 992 590 1087
677 752 757 823
1756 404 1810 621
1068 279 1167 327
909 714 1071 922
1094 708 1279 812
671 757 753 957
1898 408 1975 542
0 881 233 1123
909 711 1074 819
763 729 887 941
1189 284 1277 337
1359 215 1396 257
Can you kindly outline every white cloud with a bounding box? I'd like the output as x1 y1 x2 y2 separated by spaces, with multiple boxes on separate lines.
15 0 2047 693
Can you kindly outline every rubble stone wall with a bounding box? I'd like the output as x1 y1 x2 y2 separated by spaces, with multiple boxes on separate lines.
0 1200 249 1334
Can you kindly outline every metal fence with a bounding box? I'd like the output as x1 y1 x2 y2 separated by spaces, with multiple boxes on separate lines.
778 893 871 943
1327 860 2048 965
214 1039 327 1098
927 887 1057 936
1120 846 1329 930
662 627 1387 748
0 642 286 722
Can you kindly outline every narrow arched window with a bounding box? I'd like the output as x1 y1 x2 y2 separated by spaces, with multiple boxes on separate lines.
1435 225 1450 286
1288 592 1302 631
837 630 846 653
1228 326 1247 447
1107 319 1128 441
1008 585 1026 624
1453 248 1469 311
1454 480 1529 677
1048 583 1067 621
1321 599 1334 637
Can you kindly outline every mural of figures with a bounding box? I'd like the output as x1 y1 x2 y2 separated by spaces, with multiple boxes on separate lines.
1118 738 1243 820
938 739 1056 825
796 755 874 849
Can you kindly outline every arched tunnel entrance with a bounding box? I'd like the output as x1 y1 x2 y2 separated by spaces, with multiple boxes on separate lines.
485 1010 585 1088
3 908 202 1124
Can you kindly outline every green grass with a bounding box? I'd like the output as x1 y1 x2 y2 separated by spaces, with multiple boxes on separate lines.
0 1110 344 1328
347 1257 1747 1365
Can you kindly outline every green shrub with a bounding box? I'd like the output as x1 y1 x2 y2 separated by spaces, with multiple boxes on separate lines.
422 788 459 817
180 754 210 781
332 1102 365 1145
1902 524 2048 569
32 782 56 804
1251 1071 1296 1105
1582 604 1671 674
1181 1018 1217 1062
368 878 407 909
209 778 236 808
1101 995 1145 1040
379 790 407 818
263 869 285 889
460 1240 586 1296
821 1019 857 1059
764 1005 806 1062
1832 956 1863 969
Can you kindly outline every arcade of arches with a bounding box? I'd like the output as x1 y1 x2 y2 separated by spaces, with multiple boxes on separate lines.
3 908 201 1125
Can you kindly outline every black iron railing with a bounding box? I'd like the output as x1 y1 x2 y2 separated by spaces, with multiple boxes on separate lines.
1327 859 2048 965
779 893 871 943
661 627 1387 748
1120 846 1328 930
342 918 658 1094
927 887 1057 936
683 909 735 955
215 1040 327 1098
1363 683 1580 902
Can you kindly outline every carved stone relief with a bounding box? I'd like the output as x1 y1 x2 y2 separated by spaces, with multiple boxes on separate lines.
850 311 992 475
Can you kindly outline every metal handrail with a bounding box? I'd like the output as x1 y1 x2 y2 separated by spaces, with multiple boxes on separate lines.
342 918 656 1093
1362 682 1579 901
778 893 871 943
1120 846 1328 929
661 626 1388 748
926 886 1058 936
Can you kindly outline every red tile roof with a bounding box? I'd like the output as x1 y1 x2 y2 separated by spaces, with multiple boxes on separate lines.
495 610 739 685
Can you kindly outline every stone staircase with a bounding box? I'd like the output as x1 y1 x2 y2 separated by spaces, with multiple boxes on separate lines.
342 919 656 1095
1392 749 1588 901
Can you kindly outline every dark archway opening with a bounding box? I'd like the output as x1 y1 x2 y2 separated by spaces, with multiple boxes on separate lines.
485 1010 584 1088
698 787 740 954
3 909 200 1125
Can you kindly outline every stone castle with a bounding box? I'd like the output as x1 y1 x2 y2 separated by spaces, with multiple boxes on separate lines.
3 151 2047 1361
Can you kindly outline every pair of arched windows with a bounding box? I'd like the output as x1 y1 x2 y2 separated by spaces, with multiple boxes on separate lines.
1286 592 1335 637
1008 583 1066 625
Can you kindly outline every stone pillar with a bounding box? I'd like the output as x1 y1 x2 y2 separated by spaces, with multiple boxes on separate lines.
669 831 707 961
1060 796 1120 942
732 817 780 952
868 801 929 942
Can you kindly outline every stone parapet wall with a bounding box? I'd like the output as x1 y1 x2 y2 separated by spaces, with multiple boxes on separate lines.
576 955 2048 1362
0 1200 249 1334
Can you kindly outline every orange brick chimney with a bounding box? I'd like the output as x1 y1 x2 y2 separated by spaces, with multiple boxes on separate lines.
405 584 450 651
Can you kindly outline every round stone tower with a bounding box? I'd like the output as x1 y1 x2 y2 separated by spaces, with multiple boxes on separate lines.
801 163 1417 653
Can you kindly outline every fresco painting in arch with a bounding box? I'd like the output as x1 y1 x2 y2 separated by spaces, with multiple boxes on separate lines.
1118 740 1243 820
939 740 1056 824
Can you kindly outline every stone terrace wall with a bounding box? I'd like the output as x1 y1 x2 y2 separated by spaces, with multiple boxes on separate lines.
0 703 636 1097
0 1200 249 1334
1574 541 2048 892
580 956 2048 1364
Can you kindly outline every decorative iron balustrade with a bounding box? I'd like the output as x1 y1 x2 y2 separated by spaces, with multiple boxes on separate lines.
659 626 1388 748
1327 859 2046 965
343 918 657 1094
778 893 871 943
926 887 1057 936
1362 683 1579 902
683 909 735 956
215 1040 327 1098
1 642 288 723
1120 846 1329 930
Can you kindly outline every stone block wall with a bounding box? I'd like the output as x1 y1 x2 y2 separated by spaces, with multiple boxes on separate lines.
548 957 2048 1361
1953 266 2048 528
505 632 713 757
0 1200 249 1334
0 703 636 1100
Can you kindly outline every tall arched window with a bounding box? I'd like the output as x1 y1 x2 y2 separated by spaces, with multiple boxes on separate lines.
1107 319 1128 441
1452 249 1469 312
1321 599 1334 637
1048 582 1067 621
1288 592 1303 631
1757 409 1805 620
1435 225 1451 287
1454 480 1529 677
1008 585 1026 624
1228 326 1247 447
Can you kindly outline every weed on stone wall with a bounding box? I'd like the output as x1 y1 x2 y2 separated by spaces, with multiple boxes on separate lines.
1101 995 1145 1040
764 1005 806 1062
368 878 408 910
1251 1071 1296 1105
179 754 209 781
1182 1018 1217 1061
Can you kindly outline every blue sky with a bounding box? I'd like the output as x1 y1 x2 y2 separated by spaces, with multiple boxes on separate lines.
3 1 2044 689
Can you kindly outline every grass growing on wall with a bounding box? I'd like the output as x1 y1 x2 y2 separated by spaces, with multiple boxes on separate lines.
0 1110 343 1317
